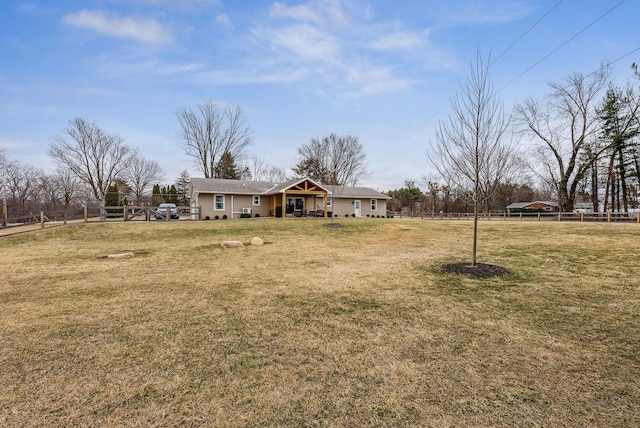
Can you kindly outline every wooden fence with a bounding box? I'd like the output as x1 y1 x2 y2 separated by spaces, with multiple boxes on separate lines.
3 207 638 235
401 211 640 223
1 205 198 233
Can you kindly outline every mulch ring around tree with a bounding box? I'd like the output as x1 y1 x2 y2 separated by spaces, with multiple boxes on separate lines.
441 262 511 278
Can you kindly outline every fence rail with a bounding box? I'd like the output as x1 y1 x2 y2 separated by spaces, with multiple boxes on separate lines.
403 211 640 223
1 205 199 233
2 207 638 235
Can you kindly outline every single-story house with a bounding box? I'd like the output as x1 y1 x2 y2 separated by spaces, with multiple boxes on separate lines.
506 201 558 214
190 177 391 219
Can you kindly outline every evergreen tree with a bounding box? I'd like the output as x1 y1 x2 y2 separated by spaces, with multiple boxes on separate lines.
599 85 640 212
105 183 121 215
151 183 163 205
215 151 242 179
175 170 191 206
166 185 179 204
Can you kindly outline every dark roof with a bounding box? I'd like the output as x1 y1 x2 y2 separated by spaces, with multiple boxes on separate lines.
326 185 391 200
506 201 558 209
190 178 274 195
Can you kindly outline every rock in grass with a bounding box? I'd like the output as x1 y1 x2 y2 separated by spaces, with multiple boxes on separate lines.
251 237 264 246
107 252 135 259
222 241 244 248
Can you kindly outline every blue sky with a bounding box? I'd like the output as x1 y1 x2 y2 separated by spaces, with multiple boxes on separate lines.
1 0 639 191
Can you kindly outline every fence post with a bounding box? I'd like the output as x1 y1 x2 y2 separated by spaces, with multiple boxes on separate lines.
40 211 45 229
607 212 611 223
84 205 88 223
580 212 584 222
123 206 127 222
538 212 541 221
558 212 561 222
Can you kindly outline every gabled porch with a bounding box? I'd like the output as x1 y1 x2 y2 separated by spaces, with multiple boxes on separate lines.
265 178 330 218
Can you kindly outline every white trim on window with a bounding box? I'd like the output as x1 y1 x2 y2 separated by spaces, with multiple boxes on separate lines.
214 194 225 211
371 199 377 211
253 196 260 206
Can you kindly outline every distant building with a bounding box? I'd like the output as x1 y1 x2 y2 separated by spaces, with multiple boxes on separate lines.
506 201 558 214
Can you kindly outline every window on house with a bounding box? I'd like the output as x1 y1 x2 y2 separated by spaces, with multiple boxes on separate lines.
327 197 332 207
214 195 224 210
371 199 377 211
253 196 260 206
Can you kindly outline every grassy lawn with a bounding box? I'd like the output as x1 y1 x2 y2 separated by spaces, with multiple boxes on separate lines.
1 218 639 426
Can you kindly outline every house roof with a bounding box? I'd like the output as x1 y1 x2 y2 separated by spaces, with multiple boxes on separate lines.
326 185 392 200
191 177 390 199
506 201 558 209
190 177 274 195
267 177 329 194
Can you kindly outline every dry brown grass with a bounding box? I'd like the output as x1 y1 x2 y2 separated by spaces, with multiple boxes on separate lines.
1 218 639 426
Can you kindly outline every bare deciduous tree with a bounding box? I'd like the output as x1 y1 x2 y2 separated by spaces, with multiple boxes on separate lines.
515 67 610 212
293 133 368 186
1 149 8 225
176 100 252 179
428 52 515 266
247 157 288 183
122 154 164 205
49 118 134 210
51 168 83 224
5 160 42 219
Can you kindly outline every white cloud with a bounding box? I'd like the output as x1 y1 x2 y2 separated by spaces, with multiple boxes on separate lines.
193 67 310 85
94 57 202 79
370 31 426 51
441 1 532 25
176 1 447 98
215 13 233 28
62 10 174 45
0 138 31 150
270 0 347 26
118 0 222 12
342 62 414 97
266 23 340 62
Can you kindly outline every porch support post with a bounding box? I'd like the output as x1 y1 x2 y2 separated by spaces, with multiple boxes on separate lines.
324 193 328 218
281 192 286 218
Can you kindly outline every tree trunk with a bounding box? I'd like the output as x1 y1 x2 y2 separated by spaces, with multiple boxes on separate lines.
604 157 614 212
618 148 629 213
591 158 599 212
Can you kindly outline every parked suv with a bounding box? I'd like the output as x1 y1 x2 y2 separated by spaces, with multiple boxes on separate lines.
156 203 179 220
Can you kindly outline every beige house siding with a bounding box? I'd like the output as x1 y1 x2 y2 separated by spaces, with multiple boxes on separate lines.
330 198 388 217
196 193 269 219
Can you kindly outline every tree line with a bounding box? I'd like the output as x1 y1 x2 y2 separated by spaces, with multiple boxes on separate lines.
3 59 640 224
0 100 368 222
387 61 640 220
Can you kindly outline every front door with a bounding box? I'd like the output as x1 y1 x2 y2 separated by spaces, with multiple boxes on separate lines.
354 200 361 217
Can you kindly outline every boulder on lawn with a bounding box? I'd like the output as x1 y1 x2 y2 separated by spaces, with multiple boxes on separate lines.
221 240 244 248
251 237 264 246
107 252 135 259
